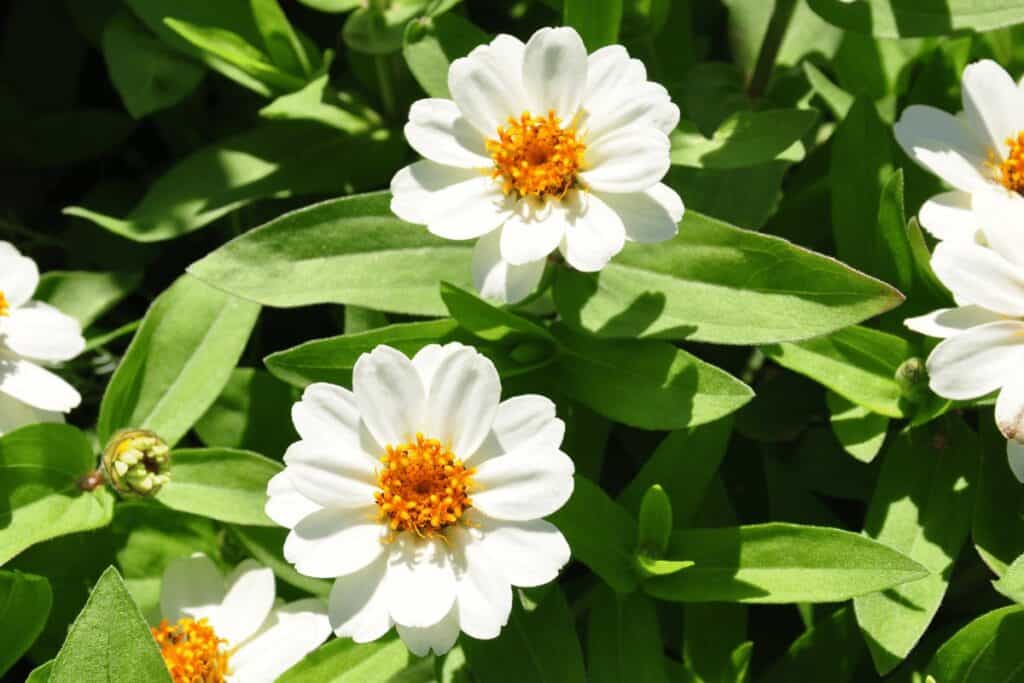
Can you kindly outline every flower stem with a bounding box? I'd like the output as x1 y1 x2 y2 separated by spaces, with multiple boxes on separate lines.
375 55 398 120
747 0 798 98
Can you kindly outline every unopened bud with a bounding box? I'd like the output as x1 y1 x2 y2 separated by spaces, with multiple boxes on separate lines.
895 357 928 403
102 429 171 497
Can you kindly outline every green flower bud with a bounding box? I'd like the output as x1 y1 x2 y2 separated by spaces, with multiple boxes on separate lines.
895 357 929 403
102 429 171 497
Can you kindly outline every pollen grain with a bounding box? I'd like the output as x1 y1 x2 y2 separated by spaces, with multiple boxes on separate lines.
997 132 1024 194
487 111 586 199
152 617 230 683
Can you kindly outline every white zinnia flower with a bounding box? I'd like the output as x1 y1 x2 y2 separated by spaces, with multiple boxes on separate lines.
390 26 683 304
895 60 1024 242
265 343 574 656
905 189 1024 482
0 241 84 434
154 553 330 682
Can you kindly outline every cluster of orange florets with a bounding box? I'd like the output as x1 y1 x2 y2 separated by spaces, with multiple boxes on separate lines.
0 290 8 317
375 433 474 538
151 617 230 683
997 132 1024 194
486 111 586 199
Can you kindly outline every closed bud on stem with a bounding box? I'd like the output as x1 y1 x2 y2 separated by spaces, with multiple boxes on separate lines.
895 357 928 403
102 429 171 497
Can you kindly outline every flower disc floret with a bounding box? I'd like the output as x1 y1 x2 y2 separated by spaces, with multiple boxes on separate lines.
997 132 1024 194
0 290 8 317
152 617 229 683
375 433 474 537
486 111 586 199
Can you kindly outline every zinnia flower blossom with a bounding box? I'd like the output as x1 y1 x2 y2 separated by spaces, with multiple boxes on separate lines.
391 26 683 304
0 241 84 434
265 343 574 655
905 188 1024 481
154 553 330 682
895 60 1024 242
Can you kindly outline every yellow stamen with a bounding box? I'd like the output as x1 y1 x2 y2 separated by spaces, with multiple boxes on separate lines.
996 132 1024 194
375 433 474 539
486 110 586 199
151 617 230 683
0 291 8 318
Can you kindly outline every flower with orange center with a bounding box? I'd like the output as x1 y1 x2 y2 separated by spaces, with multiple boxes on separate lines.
997 132 1024 194
0 291 8 318
391 26 683 305
155 554 330 683
267 343 575 656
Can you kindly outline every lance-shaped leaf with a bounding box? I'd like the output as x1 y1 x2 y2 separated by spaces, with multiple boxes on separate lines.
644 523 928 603
35 270 141 328
808 0 1024 38
993 554 1024 605
565 0 623 51
671 110 817 169
973 413 1024 575
403 13 489 98
554 210 903 345
0 570 52 676
760 608 866 683
927 606 1024 682
588 586 668 683
278 636 418 682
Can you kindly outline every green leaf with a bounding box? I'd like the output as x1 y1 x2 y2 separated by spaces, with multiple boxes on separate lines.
587 586 668 683
278 635 417 682
803 61 854 119
670 110 817 169
98 275 260 447
993 554 1024 605
927 606 1024 682
296 0 362 12
565 0 623 50
553 210 903 345
65 122 402 242
4 109 136 169
549 476 639 593
681 604 748 683
101 9 205 119
0 425 115 566
973 413 1024 575
853 418 977 675
462 587 586 683
403 13 489 98
259 73 382 134
808 0 1024 38
0 570 52 676
26 661 53 683
230 525 331 598
250 0 315 77
644 523 929 603
194 367 296 457
759 608 866 683
721 0 842 77
49 567 170 683
440 281 555 343
156 448 282 526
827 392 888 463
188 192 473 315
637 485 672 559
35 270 141 328
762 325 913 418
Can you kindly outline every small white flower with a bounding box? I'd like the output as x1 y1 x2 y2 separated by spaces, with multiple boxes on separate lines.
391 26 683 304
154 553 331 683
895 60 1024 243
0 241 84 434
266 343 574 656
905 189 1024 481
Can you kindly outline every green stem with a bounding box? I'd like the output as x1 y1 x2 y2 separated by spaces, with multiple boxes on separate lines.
375 55 398 120
747 0 799 98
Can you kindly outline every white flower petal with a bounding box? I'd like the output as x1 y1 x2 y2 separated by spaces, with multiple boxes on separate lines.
584 82 679 140
411 342 468 391
597 183 683 244
973 188 1024 268
918 191 980 242
559 192 626 272
284 507 386 578
1 302 84 363
472 229 546 305
1007 440 1024 483
390 161 481 226
476 516 571 587
396 606 461 656
499 203 567 265
327 555 393 642
160 554 226 625
404 98 490 168
927 320 1024 400
893 105 991 192
215 559 276 646
472 448 575 521
265 471 322 529
390 161 510 240
384 537 456 628
426 346 501 457
905 305 1005 339
354 345 425 448
997 374 1024 443
450 526 513 640
522 27 588 122
931 241 1024 316
283 441 378 509
449 35 528 136
230 599 331 683
0 242 39 308
469 394 564 465
579 127 671 194
0 351 80 413
292 383 371 453
962 60 1024 157
581 45 647 119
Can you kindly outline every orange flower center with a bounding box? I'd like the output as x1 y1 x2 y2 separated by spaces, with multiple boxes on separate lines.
997 133 1024 194
152 617 230 683
0 290 8 317
375 433 474 538
486 111 586 199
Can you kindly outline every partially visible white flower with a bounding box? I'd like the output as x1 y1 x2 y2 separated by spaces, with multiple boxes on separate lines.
0 241 84 434
266 342 574 655
905 189 1024 481
391 26 683 304
154 553 330 683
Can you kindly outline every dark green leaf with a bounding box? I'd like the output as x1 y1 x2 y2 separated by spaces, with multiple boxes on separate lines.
927 606 1024 682
670 110 817 169
760 608 866 683
808 0 1024 38
230 525 331 598
681 604 748 683
35 270 141 328
403 13 489 98
993 554 1024 605
0 570 52 676
973 413 1024 575
194 368 296 457
587 586 668 683
565 0 623 50
827 392 888 463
